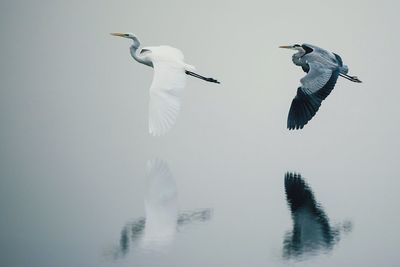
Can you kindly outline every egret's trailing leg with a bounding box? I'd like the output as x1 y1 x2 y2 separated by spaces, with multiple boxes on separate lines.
185 70 220 84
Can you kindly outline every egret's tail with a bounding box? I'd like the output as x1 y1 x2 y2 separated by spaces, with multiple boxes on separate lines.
185 71 220 84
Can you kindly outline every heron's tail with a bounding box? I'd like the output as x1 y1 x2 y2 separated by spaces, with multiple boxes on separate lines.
340 65 349 75
185 70 220 84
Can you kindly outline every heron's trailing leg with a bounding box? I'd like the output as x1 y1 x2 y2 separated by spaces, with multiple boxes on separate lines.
185 71 220 84
339 73 362 83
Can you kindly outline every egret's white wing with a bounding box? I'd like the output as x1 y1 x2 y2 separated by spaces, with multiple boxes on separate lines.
143 45 184 62
142 159 178 249
147 46 187 136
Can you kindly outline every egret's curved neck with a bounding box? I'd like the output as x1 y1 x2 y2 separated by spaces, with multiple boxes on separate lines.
129 38 152 67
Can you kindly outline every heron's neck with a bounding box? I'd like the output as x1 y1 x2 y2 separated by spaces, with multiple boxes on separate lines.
292 51 306 66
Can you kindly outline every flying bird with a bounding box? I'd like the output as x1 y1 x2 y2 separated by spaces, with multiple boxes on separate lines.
280 44 362 130
111 33 220 136
283 172 352 260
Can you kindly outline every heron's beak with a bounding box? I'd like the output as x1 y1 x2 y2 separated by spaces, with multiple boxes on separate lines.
279 45 293 49
110 32 126 38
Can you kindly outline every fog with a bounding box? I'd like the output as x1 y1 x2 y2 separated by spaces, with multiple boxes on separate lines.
1 1 399 266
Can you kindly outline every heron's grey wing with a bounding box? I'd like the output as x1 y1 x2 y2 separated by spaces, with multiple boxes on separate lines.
300 60 334 93
287 61 340 130
303 44 337 64
284 173 318 213
147 48 186 136
333 53 343 67
283 173 335 259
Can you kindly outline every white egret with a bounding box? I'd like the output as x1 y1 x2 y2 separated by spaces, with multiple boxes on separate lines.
111 33 220 136
280 44 361 130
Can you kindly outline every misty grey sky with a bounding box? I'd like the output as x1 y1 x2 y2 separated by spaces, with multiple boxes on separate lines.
1 1 400 266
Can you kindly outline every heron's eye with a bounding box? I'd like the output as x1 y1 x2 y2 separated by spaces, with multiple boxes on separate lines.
293 44 300 47
124 34 129 37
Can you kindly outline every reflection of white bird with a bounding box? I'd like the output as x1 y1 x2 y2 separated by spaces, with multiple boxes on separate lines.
283 173 352 260
141 159 178 249
111 159 212 258
111 33 220 136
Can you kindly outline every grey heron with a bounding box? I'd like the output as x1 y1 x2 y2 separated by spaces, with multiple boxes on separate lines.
280 44 362 130
111 33 220 136
283 173 352 260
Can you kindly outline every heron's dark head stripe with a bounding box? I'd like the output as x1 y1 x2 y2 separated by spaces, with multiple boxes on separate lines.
140 49 150 54
301 45 313 55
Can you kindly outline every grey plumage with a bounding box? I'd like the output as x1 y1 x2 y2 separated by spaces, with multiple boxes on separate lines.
281 44 361 130
283 172 352 260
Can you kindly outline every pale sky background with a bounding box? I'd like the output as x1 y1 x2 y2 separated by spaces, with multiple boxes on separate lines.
1 1 400 266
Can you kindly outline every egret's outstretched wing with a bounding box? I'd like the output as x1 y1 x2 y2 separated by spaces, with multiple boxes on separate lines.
287 60 340 130
147 46 187 136
142 159 178 248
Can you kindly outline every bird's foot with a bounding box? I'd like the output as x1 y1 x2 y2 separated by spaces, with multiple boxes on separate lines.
207 78 220 84
351 76 362 83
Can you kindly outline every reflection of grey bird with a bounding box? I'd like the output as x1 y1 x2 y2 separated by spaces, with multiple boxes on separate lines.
280 44 361 130
111 33 219 136
113 159 212 259
283 173 352 260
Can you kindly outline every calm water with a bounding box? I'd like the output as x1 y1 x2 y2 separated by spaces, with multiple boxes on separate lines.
1 150 399 267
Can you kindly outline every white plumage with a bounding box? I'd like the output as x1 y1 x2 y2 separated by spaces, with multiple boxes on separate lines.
111 33 218 136
146 46 190 136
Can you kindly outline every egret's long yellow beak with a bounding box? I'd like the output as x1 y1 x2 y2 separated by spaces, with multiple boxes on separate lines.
279 45 293 49
110 32 125 37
